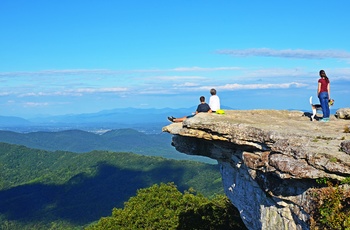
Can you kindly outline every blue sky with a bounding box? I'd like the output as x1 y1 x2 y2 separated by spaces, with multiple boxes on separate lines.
1 1 349 118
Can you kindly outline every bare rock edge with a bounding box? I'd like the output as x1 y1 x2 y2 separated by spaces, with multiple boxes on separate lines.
162 110 350 230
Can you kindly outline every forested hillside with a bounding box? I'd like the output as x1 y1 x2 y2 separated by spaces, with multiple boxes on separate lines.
0 129 215 163
0 142 223 229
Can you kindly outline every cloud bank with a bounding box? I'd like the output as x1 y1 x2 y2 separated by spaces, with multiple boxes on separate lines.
216 48 350 59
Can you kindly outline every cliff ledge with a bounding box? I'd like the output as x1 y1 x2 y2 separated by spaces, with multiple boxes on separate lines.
162 110 350 230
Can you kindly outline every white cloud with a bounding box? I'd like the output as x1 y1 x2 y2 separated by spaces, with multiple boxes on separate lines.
1 66 349 104
171 66 242 72
0 92 11 96
18 92 38 97
217 82 307 90
146 76 205 81
18 91 81 97
24 102 49 107
173 82 200 87
15 87 129 98
73 87 128 93
216 48 350 59
0 69 113 77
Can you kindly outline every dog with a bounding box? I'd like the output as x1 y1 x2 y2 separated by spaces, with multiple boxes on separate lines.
310 96 334 121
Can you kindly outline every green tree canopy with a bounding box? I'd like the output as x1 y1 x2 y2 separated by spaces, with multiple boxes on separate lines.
87 182 246 230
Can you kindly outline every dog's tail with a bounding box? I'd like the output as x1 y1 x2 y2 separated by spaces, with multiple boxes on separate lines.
309 96 313 105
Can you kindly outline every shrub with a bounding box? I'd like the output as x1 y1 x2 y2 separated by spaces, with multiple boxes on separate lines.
310 182 350 230
344 126 350 133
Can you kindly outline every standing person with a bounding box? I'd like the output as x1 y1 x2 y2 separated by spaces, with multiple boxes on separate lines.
168 96 212 122
209 88 220 113
318 70 331 122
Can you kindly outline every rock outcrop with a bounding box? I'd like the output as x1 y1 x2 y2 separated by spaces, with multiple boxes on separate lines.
335 108 350 119
162 110 350 230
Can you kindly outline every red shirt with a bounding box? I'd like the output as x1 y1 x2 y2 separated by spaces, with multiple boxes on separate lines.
318 78 329 93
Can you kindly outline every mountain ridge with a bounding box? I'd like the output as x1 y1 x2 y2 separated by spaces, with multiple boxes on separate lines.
0 106 338 132
0 142 223 228
0 128 215 163
0 106 238 131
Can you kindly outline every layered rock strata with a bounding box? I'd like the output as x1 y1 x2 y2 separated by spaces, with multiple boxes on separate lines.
162 110 350 230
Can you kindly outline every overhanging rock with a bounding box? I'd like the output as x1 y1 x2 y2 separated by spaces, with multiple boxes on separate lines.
163 110 350 230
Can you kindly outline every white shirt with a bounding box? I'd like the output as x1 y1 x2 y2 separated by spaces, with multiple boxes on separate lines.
209 95 220 111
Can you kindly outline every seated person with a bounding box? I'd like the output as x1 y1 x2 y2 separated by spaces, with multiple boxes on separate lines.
209 88 220 113
168 96 212 122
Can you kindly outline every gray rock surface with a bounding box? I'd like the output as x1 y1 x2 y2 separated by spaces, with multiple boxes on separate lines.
341 140 350 155
335 108 350 119
162 110 350 230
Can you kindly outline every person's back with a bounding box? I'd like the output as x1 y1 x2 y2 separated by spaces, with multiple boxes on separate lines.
196 102 211 113
209 88 220 112
317 70 331 122
168 96 211 122
196 96 211 114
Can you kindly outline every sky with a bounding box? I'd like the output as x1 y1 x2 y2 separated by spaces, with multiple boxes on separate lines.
1 1 350 118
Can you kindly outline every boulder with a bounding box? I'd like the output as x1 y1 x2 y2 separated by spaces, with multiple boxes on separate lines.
335 108 350 119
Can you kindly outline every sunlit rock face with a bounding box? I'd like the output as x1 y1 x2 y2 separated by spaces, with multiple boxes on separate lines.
163 110 350 230
335 108 350 119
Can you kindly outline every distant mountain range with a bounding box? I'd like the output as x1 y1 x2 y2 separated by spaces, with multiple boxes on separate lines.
0 115 32 126
0 107 193 133
0 106 337 133
0 106 235 133
0 128 215 164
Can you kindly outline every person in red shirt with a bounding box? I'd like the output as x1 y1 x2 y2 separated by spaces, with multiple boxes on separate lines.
317 70 331 122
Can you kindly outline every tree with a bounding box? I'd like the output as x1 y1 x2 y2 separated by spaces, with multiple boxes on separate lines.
87 182 246 230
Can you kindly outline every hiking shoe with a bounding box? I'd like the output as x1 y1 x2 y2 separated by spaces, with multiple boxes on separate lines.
320 118 329 122
167 116 174 122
